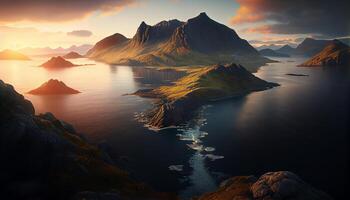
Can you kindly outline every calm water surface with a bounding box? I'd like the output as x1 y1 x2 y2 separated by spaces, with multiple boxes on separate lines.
0 57 348 199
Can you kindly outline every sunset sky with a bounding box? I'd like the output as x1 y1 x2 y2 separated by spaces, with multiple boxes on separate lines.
0 0 349 50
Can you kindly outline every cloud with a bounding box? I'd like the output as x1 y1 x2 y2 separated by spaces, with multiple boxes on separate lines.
0 0 134 23
0 25 97 49
67 30 93 37
231 0 350 37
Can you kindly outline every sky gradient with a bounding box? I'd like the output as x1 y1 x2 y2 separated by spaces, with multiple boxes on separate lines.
0 0 348 50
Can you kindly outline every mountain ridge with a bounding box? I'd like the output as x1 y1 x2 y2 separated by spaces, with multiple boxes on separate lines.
87 13 270 72
299 40 350 66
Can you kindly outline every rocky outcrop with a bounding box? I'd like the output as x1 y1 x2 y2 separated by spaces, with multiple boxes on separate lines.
196 171 332 200
63 51 84 59
28 79 80 95
0 49 30 60
299 40 350 67
40 56 76 68
0 80 175 200
87 13 271 71
134 63 279 128
259 48 290 57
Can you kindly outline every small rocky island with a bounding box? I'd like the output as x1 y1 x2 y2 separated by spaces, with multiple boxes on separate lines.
63 51 84 59
197 171 331 200
299 40 350 67
40 56 77 68
134 63 279 128
0 49 30 60
28 79 80 95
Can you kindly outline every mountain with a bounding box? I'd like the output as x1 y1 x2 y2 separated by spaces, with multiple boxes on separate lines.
300 40 350 66
256 44 283 50
63 51 83 59
40 56 76 68
86 33 129 57
294 38 330 56
28 79 80 95
87 13 270 72
0 49 30 60
134 63 279 128
276 45 296 55
19 44 93 56
0 80 173 199
259 48 290 57
197 171 331 200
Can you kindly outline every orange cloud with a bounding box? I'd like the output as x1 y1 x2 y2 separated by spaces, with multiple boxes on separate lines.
231 0 265 24
0 0 134 23
241 25 273 34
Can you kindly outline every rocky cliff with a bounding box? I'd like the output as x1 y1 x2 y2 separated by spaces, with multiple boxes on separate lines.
299 40 350 66
196 171 332 200
0 80 174 200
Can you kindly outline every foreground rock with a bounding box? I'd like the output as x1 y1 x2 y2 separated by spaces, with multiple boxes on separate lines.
299 40 350 67
40 56 77 68
196 171 332 200
134 63 279 128
63 51 84 59
0 49 30 60
0 80 175 200
28 79 80 95
87 13 271 72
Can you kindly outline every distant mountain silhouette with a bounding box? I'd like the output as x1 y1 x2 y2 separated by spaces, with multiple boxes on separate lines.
40 56 76 68
300 40 350 66
256 44 283 50
0 49 30 60
87 13 270 71
276 45 295 55
63 51 83 59
19 44 93 56
28 79 80 95
259 49 290 57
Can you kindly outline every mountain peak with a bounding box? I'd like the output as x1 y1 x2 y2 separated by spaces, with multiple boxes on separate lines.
199 12 209 18
28 79 80 95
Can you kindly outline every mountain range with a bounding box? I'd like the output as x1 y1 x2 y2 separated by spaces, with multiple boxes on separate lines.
19 44 93 56
87 13 270 71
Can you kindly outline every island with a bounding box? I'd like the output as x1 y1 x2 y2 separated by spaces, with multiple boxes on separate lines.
133 63 279 128
28 79 80 95
63 51 84 59
0 49 30 60
40 56 77 68
299 40 350 67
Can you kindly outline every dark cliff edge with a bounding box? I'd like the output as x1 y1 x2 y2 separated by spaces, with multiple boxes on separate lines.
195 171 332 200
133 63 279 129
0 80 175 200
